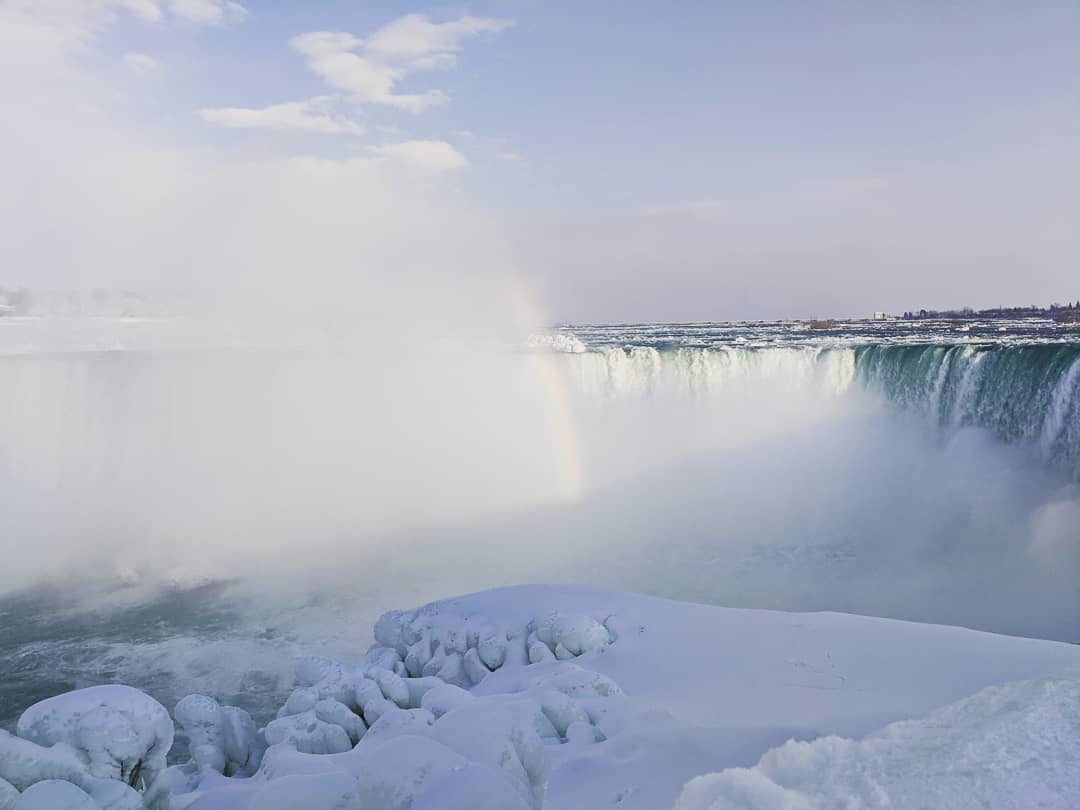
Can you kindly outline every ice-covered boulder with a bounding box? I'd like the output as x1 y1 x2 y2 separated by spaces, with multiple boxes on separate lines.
313 700 366 745
0 729 143 809
174 694 264 777
533 612 611 658
263 712 352 755
16 685 173 790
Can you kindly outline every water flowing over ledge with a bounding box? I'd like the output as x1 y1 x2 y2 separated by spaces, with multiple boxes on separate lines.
539 339 1080 477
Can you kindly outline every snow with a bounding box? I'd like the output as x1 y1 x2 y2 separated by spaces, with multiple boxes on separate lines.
675 672 1080 809
7 585 1080 808
16 685 173 790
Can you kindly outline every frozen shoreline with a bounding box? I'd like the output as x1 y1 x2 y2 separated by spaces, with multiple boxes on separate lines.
3 585 1079 808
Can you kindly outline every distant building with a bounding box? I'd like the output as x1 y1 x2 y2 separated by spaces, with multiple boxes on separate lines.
873 311 889 321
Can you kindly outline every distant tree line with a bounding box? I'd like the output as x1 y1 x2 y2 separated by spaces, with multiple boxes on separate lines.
901 301 1080 321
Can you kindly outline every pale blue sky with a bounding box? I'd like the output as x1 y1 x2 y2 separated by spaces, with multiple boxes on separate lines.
3 1 1078 320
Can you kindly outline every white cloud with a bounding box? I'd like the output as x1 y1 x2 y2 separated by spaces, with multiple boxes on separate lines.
167 0 247 26
373 140 467 172
199 97 365 135
0 0 245 76
124 51 160 74
290 14 512 113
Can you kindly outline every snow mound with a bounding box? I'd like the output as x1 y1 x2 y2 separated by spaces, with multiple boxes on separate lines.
675 672 1080 810
16 685 173 791
16 780 99 810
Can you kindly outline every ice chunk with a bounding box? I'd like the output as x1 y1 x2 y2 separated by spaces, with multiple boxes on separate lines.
276 687 318 719
263 712 352 755
528 636 555 664
359 697 397 727
364 647 403 673
352 679 383 713
403 676 445 709
534 612 610 657
537 690 590 738
174 695 263 777
314 700 366 745
0 731 142 809
16 686 173 790
369 668 410 708
462 648 490 685
294 658 345 689
477 634 507 671
373 610 408 651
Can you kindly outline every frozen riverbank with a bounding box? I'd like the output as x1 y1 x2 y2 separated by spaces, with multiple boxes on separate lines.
3 586 1080 809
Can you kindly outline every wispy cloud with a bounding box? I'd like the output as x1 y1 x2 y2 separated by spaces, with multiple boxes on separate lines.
290 14 513 113
167 0 247 26
199 97 365 135
372 140 467 172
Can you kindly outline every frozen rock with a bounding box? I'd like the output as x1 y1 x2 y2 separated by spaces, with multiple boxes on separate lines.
276 688 318 719
314 700 366 745
263 712 352 755
174 694 263 777
534 612 610 657
463 648 490 685
403 676 444 709
369 669 409 708
352 679 383 713
528 636 555 664
0 731 141 809
537 690 591 738
16 685 173 790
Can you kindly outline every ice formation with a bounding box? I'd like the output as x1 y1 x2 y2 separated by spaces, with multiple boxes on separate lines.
5 586 1080 808
675 673 1080 810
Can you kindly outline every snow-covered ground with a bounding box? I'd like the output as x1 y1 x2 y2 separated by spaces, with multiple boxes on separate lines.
3 585 1079 809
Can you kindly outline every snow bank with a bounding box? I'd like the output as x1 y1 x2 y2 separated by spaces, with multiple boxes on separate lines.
675 672 1080 810
16 685 173 790
8 586 1080 809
